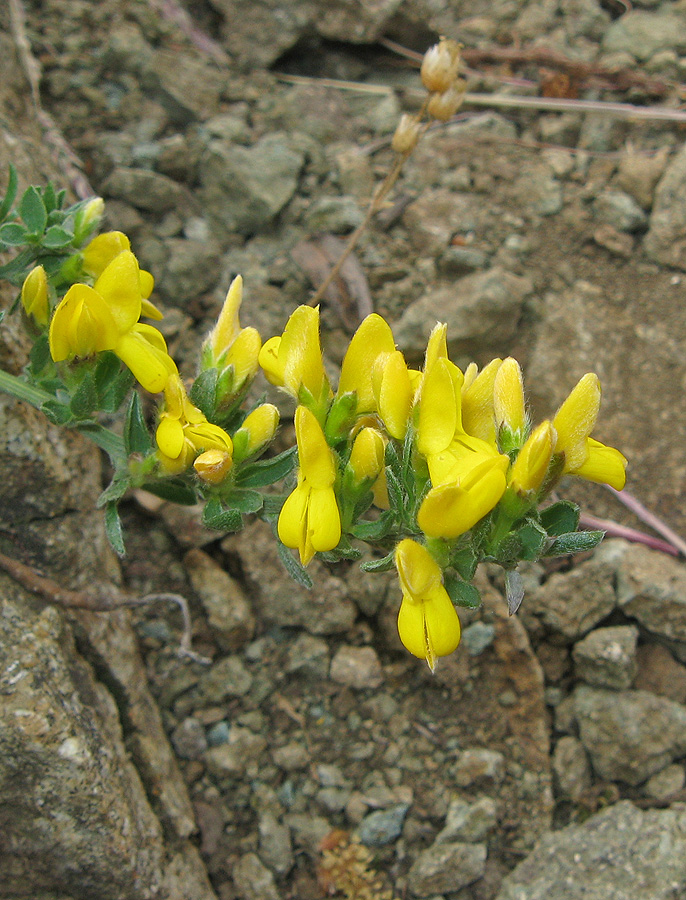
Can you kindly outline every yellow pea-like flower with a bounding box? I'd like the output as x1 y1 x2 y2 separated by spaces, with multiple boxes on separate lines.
21 265 49 326
394 538 461 671
232 403 280 462
493 357 527 438
277 405 341 565
337 313 397 412
347 426 386 486
461 358 502 446
372 350 414 440
509 420 555 497
81 231 159 312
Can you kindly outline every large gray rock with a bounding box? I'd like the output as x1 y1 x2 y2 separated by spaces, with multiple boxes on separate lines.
199 133 305 236
407 840 487 897
573 685 686 785
616 542 686 645
603 11 686 60
394 267 534 362
496 801 686 900
645 144 686 269
572 624 639 690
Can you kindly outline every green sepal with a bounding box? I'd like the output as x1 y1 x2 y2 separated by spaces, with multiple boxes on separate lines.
450 545 479 581
19 186 47 235
544 530 604 557
0 164 18 222
359 548 396 573
124 391 152 455
190 367 218 419
70 371 98 418
202 496 243 531
540 500 580 536
42 225 74 250
235 446 297 488
104 501 126 556
221 489 263 515
141 478 197 505
29 335 51 376
0 222 29 246
350 510 395 542
276 539 313 589
444 572 482 609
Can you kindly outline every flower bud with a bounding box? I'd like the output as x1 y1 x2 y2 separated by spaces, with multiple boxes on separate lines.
21 265 49 326
232 403 280 461
509 421 555 497
494 357 526 438
420 38 461 94
193 448 233 485
392 114 422 154
348 427 386 485
427 80 467 122
74 196 105 244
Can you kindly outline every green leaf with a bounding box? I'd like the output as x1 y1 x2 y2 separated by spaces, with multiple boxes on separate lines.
41 398 72 425
0 222 29 246
0 247 36 284
202 497 243 531
262 494 287 516
97 475 132 507
190 367 218 419
100 367 135 413
42 182 58 215
42 225 74 249
450 545 478 581
70 371 98 418
444 572 482 609
505 569 525 615
516 520 548 561
124 391 152 455
359 549 396 573
29 335 51 375
19 186 47 235
385 466 404 511
141 479 198 505
540 500 580 536
104 501 126 556
236 446 297 488
0 164 18 222
276 540 313 589
545 530 605 557
222 489 263 515
94 351 122 394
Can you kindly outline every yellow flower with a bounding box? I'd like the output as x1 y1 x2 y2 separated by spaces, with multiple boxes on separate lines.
461 358 502 445
204 276 262 396
552 373 627 490
232 403 280 462
395 538 461 671
156 374 233 473
278 405 341 565
372 349 414 440
509 420 555 497
193 449 233 485
21 265 49 326
259 305 331 411
493 357 527 441
418 455 508 539
81 231 159 315
347 427 386 487
49 251 175 392
337 313 396 412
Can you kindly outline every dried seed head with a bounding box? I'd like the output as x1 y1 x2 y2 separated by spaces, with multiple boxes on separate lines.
391 113 422 154
427 80 467 122
420 38 461 94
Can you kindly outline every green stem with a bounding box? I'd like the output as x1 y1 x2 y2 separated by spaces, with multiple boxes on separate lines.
0 368 126 464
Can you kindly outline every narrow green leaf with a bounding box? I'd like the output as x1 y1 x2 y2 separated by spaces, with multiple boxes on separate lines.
0 164 18 222
545 530 605 557
276 540 313 589
450 545 478 581
97 475 132 507
350 512 394 542
42 182 58 214
124 391 152 455
359 549 396 573
41 398 72 425
141 479 197 505
190 367 218 419
100 367 135 413
385 466 404 511
505 569 525 615
540 500 580 536
104 501 126 557
0 222 29 246
236 446 297 488
42 225 74 249
19 186 47 235
29 335 51 375
444 572 482 609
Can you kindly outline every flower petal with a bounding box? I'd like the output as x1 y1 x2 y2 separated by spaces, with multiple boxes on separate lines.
93 250 142 334
115 327 176 393
337 313 396 411
573 438 627 490
295 405 336 489
307 486 341 552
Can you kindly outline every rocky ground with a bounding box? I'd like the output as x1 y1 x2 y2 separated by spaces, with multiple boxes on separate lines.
3 0 686 898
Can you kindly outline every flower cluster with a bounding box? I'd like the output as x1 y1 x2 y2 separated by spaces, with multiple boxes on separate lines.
263 305 627 669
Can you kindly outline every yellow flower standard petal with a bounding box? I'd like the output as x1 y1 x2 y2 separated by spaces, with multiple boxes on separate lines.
259 305 331 408
337 313 396 412
209 275 243 360
493 357 526 436
92 250 143 334
417 357 462 457
295 405 337 490
223 326 262 391
49 283 119 361
373 350 413 440
461 358 502 445
394 538 461 670
81 231 131 278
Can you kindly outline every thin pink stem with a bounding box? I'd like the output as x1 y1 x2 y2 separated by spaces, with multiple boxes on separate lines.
604 486 686 558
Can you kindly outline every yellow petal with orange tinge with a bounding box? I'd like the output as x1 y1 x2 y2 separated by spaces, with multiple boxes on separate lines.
573 438 627 491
